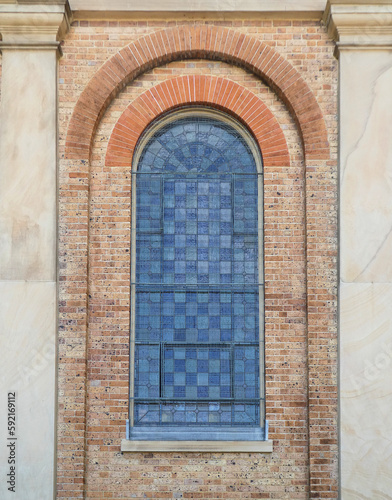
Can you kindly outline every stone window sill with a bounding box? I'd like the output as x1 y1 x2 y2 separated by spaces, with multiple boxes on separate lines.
121 439 273 453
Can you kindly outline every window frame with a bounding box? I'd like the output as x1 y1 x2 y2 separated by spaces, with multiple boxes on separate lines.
122 108 272 452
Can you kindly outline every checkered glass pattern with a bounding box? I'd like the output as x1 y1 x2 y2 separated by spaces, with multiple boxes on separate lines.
133 116 262 427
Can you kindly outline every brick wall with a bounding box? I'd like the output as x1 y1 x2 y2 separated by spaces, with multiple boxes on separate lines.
58 18 338 499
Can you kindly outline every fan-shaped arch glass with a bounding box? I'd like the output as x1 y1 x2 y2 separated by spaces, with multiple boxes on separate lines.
130 110 265 440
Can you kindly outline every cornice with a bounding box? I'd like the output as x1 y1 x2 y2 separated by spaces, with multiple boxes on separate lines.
69 0 327 14
323 0 392 53
0 1 72 51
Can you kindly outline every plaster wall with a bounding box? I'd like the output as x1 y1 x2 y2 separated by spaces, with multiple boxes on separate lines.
339 48 392 499
0 48 58 500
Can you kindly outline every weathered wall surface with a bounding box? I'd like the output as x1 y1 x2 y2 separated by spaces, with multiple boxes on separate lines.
57 18 338 499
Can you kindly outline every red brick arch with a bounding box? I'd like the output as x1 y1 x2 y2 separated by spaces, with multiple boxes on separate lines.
105 75 289 169
65 25 329 162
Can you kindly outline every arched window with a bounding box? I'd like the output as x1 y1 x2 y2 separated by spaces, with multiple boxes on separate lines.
129 108 265 442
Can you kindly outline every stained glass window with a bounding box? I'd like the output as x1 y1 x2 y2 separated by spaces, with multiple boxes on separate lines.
130 110 265 440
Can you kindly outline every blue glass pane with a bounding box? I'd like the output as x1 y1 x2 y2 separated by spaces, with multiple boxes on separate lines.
161 402 235 425
135 289 258 344
233 291 259 342
233 235 258 284
136 234 161 284
135 291 161 341
233 346 260 399
136 175 259 286
134 402 259 426
136 175 161 232
134 345 160 398
134 403 160 424
138 117 257 174
233 177 258 234
163 346 231 399
233 404 259 425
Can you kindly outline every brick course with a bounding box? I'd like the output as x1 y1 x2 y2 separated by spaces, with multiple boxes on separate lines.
58 19 338 499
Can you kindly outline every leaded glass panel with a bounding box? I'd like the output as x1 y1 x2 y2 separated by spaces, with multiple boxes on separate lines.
132 113 264 434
